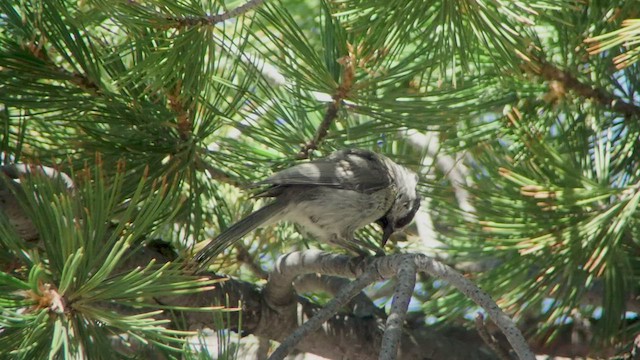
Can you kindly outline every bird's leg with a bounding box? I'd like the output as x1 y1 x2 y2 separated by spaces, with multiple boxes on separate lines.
327 235 388 272
350 237 386 257
330 237 372 257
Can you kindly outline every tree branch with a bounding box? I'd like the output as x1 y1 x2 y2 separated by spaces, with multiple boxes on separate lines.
22 39 101 94
267 265 377 360
42 241 626 359
380 257 416 359
154 249 494 359
293 273 385 318
167 0 266 27
411 254 534 360
297 101 339 159
259 251 533 360
298 55 355 159
529 58 640 119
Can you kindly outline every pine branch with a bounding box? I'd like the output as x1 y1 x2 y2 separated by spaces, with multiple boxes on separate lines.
262 251 534 360
528 58 640 119
166 0 266 27
22 41 101 94
168 250 497 359
297 101 339 159
297 55 355 159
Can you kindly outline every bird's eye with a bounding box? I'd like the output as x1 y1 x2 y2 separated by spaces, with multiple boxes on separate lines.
395 198 421 228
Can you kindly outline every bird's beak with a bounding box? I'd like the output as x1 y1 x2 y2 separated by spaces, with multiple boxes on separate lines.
377 216 395 247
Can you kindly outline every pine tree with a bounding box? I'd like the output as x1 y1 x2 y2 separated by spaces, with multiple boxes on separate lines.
1 0 639 358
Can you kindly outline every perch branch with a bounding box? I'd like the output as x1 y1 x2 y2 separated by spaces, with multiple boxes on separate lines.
411 254 534 360
266 251 534 360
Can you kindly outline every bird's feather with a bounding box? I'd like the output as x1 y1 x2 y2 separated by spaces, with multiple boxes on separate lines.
194 200 287 271
256 149 391 195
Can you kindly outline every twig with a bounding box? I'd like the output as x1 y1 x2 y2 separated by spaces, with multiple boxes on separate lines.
168 0 266 27
297 55 355 159
412 255 534 360
297 101 339 159
293 274 385 318
379 257 416 360
24 40 101 94
267 265 378 360
236 244 268 280
530 58 640 119
475 313 512 360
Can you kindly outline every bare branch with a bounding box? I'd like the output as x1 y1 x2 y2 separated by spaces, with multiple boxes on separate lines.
297 101 339 159
380 257 416 360
298 55 355 159
411 254 534 360
267 266 377 360
167 0 266 27
113 247 496 359
405 130 476 224
293 274 384 318
262 251 534 360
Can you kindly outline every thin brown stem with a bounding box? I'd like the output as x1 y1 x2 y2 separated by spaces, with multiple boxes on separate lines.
297 101 339 159
167 0 266 27
297 55 355 159
530 58 640 119
236 244 268 280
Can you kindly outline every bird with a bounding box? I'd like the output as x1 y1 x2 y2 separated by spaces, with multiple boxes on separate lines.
194 148 421 270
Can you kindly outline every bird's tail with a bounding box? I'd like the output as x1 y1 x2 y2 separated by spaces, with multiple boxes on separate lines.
194 200 287 272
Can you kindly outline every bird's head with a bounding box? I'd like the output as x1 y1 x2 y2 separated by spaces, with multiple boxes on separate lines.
376 162 421 247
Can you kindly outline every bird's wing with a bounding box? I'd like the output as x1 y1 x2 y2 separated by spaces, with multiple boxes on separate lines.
256 149 392 194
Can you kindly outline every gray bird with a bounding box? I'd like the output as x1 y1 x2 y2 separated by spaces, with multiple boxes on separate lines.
195 149 420 269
